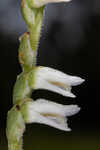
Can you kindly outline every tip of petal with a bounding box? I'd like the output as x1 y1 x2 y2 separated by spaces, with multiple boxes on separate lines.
63 127 71 132
78 78 85 84
68 93 76 98
63 91 76 98
70 77 85 86
72 105 81 115
64 105 81 117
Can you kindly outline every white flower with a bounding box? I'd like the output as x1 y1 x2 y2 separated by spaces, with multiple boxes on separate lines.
31 0 71 8
33 66 84 98
21 99 80 131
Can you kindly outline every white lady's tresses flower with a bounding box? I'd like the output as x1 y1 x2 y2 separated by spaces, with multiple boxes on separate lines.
32 66 84 98
21 99 80 131
28 0 71 8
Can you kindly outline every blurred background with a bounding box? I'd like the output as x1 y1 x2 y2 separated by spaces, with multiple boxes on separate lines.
0 0 100 149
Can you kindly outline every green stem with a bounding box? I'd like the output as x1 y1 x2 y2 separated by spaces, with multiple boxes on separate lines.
29 18 43 65
6 1 45 150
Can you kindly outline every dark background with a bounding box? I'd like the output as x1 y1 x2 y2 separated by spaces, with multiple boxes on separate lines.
0 0 100 150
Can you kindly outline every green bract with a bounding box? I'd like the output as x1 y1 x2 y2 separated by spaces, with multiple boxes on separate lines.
6 106 25 150
13 73 32 104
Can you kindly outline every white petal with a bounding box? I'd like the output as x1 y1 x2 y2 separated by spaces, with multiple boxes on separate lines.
33 112 71 131
68 76 85 86
32 0 71 8
34 66 84 87
34 79 75 98
32 99 80 117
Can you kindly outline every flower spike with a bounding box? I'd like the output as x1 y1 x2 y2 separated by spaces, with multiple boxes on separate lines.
6 0 85 149
21 99 80 131
32 66 84 97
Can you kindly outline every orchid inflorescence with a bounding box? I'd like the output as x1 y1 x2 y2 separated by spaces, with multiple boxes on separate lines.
6 0 85 150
